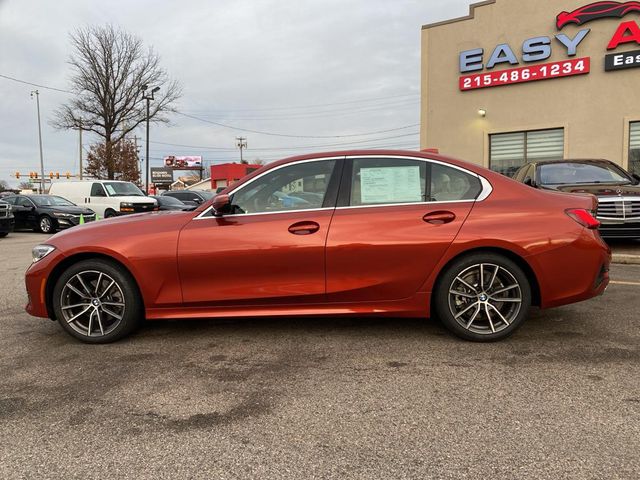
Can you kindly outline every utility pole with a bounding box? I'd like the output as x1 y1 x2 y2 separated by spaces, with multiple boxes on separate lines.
236 136 247 164
78 124 83 180
141 85 160 193
30 90 45 193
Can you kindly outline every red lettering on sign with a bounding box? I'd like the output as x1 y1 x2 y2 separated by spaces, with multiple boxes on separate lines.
608 21 640 50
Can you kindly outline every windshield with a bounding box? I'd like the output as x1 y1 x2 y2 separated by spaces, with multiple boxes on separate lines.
539 162 633 185
198 191 215 200
32 195 75 207
103 182 145 196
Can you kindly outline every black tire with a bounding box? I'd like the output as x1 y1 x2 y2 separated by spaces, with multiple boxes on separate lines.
104 209 117 218
0 232 8 238
52 258 143 343
433 253 531 342
38 215 56 234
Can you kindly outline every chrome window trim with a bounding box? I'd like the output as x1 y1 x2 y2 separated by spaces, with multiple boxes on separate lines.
195 156 344 220
194 154 493 220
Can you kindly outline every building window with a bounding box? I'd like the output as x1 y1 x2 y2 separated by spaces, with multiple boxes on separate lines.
629 122 640 176
490 128 564 177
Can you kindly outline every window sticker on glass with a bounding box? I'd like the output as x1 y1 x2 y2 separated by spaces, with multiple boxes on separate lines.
360 166 422 204
104 184 117 195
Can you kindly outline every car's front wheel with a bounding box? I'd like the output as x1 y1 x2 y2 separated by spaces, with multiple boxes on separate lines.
433 253 532 342
52 259 143 343
38 215 56 234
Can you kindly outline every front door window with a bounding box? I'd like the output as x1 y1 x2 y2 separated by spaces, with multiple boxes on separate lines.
230 160 336 215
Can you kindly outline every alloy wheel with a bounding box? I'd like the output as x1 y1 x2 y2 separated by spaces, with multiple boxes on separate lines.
40 216 52 233
59 270 126 337
447 263 522 335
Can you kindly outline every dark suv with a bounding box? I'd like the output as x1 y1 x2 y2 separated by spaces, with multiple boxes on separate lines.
0 200 15 237
162 190 214 206
514 159 640 239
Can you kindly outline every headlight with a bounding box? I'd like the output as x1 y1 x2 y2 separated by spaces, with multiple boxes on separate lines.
120 202 134 212
32 245 55 263
53 212 72 218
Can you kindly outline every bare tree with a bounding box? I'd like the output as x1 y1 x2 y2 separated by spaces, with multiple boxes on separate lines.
53 25 181 179
18 181 33 190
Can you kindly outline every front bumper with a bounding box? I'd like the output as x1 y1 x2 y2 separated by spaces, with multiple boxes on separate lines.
598 222 640 239
0 217 15 233
25 248 66 319
55 214 96 228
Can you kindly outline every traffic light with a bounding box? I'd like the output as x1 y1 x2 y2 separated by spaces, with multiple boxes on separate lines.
29 172 34 179
49 172 54 179
55 172 60 179
15 172 19 179
65 172 71 179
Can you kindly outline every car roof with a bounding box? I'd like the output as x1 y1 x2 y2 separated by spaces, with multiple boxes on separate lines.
530 159 617 166
223 149 491 190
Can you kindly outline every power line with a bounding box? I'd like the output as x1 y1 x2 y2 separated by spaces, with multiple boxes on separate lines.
0 74 72 94
180 99 418 121
182 92 420 113
148 132 419 152
176 111 419 139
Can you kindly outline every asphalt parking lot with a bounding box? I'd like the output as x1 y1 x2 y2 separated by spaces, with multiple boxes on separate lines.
1 232 639 479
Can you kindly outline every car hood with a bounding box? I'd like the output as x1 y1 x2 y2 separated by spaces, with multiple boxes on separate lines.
46 209 193 248
544 183 640 197
40 205 95 215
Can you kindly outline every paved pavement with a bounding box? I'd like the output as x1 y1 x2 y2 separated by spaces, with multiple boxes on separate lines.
0 232 639 479
609 239 640 264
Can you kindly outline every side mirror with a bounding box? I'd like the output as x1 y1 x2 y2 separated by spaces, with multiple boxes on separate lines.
523 177 536 187
212 194 231 217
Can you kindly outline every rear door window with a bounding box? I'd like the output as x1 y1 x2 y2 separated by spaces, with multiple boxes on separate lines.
347 157 482 206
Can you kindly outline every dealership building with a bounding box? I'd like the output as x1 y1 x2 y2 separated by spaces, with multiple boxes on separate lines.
421 0 640 177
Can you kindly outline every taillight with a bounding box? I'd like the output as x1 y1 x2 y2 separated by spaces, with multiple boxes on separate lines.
565 208 600 229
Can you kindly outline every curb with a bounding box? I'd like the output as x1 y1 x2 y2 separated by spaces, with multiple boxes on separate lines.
611 254 640 265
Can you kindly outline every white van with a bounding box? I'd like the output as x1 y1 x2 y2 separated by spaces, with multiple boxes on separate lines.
49 181 157 218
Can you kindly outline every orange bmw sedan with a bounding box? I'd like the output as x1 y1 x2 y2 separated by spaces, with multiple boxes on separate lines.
25 150 610 343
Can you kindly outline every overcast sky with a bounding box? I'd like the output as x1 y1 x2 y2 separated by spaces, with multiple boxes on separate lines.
0 0 473 186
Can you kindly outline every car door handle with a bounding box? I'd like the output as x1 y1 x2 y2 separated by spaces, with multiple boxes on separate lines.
423 211 456 225
288 221 320 235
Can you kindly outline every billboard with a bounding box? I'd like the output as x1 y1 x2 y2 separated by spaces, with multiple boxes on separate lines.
164 155 202 169
150 167 174 185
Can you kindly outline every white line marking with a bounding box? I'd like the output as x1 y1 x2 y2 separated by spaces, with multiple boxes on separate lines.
609 280 640 286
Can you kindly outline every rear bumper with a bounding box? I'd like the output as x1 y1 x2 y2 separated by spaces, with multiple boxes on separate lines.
529 229 611 309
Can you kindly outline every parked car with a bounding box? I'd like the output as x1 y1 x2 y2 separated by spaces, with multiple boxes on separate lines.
0 200 15 237
151 195 196 211
513 159 640 239
49 180 157 218
25 150 610 344
162 189 214 206
3 194 96 234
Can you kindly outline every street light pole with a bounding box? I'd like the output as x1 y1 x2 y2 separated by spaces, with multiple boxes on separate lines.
78 125 83 180
30 90 45 193
141 85 160 194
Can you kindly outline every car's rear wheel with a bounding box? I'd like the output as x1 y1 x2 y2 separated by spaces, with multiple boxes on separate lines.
433 253 531 342
52 259 143 343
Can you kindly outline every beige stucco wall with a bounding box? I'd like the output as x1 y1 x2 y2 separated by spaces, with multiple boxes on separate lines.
421 0 640 169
